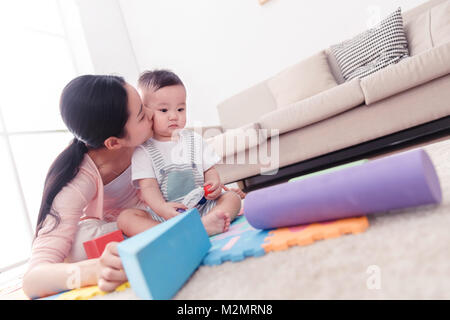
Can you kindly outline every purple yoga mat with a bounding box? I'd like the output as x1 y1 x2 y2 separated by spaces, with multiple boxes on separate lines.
245 149 442 229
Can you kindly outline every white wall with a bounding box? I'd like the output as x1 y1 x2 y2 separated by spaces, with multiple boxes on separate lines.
69 0 140 82
75 0 428 127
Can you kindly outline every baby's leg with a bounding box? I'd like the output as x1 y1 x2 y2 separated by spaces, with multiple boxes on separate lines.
201 211 230 236
215 191 242 221
201 191 242 236
117 208 160 238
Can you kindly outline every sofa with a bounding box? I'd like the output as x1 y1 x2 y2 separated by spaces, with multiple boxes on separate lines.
204 0 450 192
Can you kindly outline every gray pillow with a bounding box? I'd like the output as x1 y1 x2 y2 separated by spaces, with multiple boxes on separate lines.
330 7 409 81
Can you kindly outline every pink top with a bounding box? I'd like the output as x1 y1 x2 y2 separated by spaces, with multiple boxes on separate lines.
27 154 141 271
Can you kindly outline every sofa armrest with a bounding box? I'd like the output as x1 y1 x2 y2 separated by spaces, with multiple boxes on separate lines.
205 122 263 158
360 41 450 105
186 126 224 139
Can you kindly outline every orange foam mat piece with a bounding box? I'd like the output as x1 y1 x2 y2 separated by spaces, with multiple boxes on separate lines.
262 216 369 252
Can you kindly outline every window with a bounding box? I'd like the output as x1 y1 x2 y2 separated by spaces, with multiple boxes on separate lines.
0 0 77 271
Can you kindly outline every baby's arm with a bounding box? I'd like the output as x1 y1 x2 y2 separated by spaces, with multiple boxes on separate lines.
203 166 222 200
138 178 187 220
204 167 247 200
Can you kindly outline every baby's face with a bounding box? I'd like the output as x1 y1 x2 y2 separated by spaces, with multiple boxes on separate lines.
141 84 187 141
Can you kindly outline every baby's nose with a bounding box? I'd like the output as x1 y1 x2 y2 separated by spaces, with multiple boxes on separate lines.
169 111 178 119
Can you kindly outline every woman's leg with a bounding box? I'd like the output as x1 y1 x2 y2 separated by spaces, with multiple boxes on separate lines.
67 218 119 262
117 208 160 238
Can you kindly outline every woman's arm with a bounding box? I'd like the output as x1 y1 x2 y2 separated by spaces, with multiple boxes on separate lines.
23 257 97 299
23 168 127 298
23 242 126 299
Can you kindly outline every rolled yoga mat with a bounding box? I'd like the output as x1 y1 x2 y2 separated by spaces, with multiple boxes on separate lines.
245 149 442 229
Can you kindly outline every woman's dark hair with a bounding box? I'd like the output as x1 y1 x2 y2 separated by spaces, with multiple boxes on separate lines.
35 75 129 237
137 69 184 91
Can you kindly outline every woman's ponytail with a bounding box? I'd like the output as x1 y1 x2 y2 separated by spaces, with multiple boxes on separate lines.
35 138 88 237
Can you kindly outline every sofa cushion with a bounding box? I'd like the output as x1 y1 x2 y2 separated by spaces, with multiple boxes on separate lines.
431 0 450 47
402 0 446 24
266 51 337 109
404 8 433 56
259 78 364 135
404 0 450 56
360 42 450 105
217 81 276 130
330 8 409 81
205 122 263 159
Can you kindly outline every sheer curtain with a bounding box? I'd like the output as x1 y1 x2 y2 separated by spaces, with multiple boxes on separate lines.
0 0 77 271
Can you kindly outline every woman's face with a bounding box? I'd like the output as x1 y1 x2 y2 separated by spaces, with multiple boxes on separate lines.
122 83 154 147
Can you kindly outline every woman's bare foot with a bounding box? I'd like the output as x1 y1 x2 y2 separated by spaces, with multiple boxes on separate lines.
201 211 231 236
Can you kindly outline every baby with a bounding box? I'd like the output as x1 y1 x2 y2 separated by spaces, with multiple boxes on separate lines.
117 70 243 237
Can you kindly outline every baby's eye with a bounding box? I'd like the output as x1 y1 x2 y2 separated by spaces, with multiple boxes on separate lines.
159 109 168 113
178 108 185 112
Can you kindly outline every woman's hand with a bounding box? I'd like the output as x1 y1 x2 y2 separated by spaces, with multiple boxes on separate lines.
97 242 128 292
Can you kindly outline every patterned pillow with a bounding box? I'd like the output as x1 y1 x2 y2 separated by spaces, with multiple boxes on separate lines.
330 7 409 81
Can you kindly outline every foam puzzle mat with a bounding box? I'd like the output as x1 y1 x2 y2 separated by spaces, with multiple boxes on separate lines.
203 214 369 266
38 213 369 300
262 216 369 252
40 281 130 300
203 215 270 265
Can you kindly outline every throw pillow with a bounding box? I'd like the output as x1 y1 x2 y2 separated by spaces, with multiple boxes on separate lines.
330 7 409 81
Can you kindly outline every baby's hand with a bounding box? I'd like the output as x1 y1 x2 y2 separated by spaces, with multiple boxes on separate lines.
204 181 221 200
160 202 187 220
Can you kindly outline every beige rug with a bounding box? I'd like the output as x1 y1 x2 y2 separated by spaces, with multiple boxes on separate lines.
96 137 450 300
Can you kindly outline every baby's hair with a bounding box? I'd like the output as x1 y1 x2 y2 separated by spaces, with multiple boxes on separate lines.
138 69 184 91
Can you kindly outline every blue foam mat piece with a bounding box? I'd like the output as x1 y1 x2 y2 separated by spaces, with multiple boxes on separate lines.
202 216 270 265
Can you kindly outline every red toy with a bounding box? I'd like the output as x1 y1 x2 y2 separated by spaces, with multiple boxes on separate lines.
204 184 212 197
83 230 125 259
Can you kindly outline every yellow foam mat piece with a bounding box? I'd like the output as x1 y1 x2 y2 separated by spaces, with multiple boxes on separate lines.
262 216 369 252
57 282 130 300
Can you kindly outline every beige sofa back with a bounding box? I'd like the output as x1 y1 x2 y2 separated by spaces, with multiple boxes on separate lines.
217 81 277 130
404 0 450 56
216 0 449 130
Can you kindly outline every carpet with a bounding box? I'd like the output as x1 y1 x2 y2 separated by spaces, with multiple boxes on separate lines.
90 138 450 299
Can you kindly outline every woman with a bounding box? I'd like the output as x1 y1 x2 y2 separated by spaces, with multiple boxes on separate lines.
22 75 157 299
